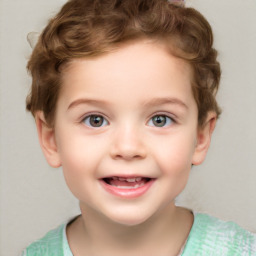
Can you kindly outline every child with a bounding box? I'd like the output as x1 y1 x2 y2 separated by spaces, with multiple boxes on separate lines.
22 0 256 255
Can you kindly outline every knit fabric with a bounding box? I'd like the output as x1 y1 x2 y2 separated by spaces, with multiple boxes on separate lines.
21 213 256 256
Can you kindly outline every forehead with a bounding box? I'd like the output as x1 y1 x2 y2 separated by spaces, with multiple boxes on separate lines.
59 40 195 107
64 40 192 75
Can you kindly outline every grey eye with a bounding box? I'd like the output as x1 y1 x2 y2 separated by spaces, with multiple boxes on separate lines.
148 115 173 127
83 115 108 127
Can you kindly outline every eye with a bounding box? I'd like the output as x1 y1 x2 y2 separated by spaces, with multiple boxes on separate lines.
147 115 173 127
83 115 109 128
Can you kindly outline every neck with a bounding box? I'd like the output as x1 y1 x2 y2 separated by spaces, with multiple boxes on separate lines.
67 203 193 256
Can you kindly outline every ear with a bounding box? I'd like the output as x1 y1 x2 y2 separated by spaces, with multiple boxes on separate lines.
35 111 61 168
192 112 217 165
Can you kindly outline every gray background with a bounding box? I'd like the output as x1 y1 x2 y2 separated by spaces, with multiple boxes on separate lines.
0 0 255 255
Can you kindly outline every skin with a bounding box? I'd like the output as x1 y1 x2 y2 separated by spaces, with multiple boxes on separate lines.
36 40 216 255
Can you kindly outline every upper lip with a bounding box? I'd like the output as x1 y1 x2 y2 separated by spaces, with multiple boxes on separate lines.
99 174 155 179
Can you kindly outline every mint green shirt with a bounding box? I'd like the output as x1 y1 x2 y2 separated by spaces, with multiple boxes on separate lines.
21 213 256 256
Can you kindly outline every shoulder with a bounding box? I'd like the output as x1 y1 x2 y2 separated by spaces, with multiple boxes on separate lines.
21 223 65 256
183 213 256 256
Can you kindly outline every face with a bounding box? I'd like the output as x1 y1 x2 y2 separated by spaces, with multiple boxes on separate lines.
38 40 212 226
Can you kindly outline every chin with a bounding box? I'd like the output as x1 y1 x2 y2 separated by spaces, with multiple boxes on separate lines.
105 209 154 227
112 218 148 227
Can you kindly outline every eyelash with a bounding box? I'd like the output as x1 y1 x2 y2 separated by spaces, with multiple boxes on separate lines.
147 114 175 128
81 114 109 128
81 113 176 128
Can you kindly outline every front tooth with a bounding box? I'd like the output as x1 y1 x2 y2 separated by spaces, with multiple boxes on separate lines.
118 177 126 181
135 177 142 182
126 178 136 182
116 185 133 189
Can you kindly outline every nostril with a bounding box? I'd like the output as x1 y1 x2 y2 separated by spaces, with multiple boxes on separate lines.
113 153 144 161
110 132 147 160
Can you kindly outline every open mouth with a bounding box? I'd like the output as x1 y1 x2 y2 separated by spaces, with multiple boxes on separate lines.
102 176 152 189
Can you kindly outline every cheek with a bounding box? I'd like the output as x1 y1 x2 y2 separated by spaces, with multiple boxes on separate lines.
55 132 100 184
151 133 196 176
56 127 105 167
58 139 101 201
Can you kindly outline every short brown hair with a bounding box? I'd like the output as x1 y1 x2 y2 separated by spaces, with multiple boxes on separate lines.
26 0 221 127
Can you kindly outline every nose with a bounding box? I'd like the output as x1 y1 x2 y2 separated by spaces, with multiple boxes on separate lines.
110 125 146 161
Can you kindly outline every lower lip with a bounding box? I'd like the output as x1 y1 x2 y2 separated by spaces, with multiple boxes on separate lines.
99 179 155 199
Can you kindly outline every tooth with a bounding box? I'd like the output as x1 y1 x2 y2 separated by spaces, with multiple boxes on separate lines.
113 182 146 189
118 177 126 181
116 185 133 189
127 178 136 182
135 177 142 182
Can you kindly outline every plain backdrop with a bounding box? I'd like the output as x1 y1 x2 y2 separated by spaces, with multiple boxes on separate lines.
0 0 256 255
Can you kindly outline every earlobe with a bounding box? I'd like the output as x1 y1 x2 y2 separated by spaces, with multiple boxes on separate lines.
35 111 61 168
192 112 217 166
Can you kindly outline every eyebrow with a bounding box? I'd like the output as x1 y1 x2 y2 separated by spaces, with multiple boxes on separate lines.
67 98 109 110
67 97 188 111
142 97 188 110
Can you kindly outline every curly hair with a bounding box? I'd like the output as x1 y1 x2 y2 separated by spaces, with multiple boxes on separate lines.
26 0 221 127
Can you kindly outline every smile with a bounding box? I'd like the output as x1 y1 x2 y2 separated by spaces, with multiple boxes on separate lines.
100 176 155 198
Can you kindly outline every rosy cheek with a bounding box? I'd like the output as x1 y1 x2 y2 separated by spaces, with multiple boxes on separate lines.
154 144 193 174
